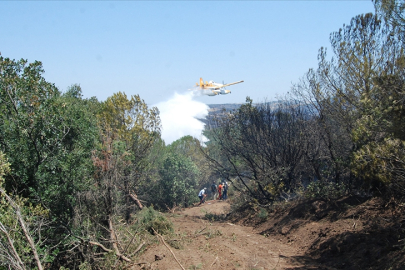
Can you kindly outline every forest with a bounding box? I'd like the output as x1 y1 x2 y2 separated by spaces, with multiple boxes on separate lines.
1 0 405 269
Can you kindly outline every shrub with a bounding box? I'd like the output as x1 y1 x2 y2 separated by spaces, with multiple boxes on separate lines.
135 206 173 235
305 181 346 200
257 207 268 220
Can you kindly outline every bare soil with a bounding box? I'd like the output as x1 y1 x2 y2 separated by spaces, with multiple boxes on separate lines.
133 196 405 270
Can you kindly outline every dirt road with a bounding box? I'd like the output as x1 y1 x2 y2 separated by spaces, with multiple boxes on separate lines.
134 200 307 270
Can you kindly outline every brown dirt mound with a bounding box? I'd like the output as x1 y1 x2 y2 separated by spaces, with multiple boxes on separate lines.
228 195 405 270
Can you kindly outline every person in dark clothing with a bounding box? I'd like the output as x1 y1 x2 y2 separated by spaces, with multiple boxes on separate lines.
222 182 228 200
211 181 218 200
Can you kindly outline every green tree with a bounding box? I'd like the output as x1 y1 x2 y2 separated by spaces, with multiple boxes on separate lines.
292 13 402 190
375 0 405 40
157 152 199 208
93 92 161 221
352 72 405 195
0 58 98 222
168 135 213 188
71 92 162 266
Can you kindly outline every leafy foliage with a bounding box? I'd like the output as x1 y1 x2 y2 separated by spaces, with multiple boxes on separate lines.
305 181 347 200
0 58 98 222
168 135 212 187
134 206 173 235
156 152 200 208
89 92 161 222
351 71 405 195
257 207 268 220
0 151 51 269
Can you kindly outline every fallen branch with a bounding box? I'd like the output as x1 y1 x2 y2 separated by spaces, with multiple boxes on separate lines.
193 227 207 238
165 203 178 213
128 241 145 258
108 217 131 262
89 241 113 253
129 191 143 209
134 262 151 269
135 262 148 265
152 228 185 270
209 256 218 269
123 231 138 255
0 221 26 270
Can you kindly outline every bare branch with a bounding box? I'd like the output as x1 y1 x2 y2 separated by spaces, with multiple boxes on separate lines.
152 228 185 270
0 187 43 270
0 221 26 270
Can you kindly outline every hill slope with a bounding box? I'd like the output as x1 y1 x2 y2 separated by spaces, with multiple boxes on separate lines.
133 196 405 270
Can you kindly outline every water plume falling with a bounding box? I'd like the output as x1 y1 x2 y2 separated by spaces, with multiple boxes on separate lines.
154 91 209 145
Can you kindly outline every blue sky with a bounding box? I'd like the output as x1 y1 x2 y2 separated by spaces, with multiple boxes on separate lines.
1 1 375 106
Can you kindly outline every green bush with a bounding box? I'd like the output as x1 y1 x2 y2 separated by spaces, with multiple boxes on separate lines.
204 212 226 222
135 206 173 235
257 207 268 220
305 181 346 200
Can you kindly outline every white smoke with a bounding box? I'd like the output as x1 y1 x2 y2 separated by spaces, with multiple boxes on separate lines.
154 91 209 145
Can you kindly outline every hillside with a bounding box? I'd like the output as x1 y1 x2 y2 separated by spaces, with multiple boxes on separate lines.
133 196 405 270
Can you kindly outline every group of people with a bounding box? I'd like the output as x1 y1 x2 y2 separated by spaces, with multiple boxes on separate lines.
198 181 229 205
211 181 229 201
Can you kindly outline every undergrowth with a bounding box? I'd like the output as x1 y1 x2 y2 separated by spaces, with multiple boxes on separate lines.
135 206 173 235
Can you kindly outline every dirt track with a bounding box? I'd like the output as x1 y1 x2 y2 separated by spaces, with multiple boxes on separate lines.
133 199 308 270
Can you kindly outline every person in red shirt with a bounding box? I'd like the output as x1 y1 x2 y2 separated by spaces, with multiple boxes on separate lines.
217 183 223 200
